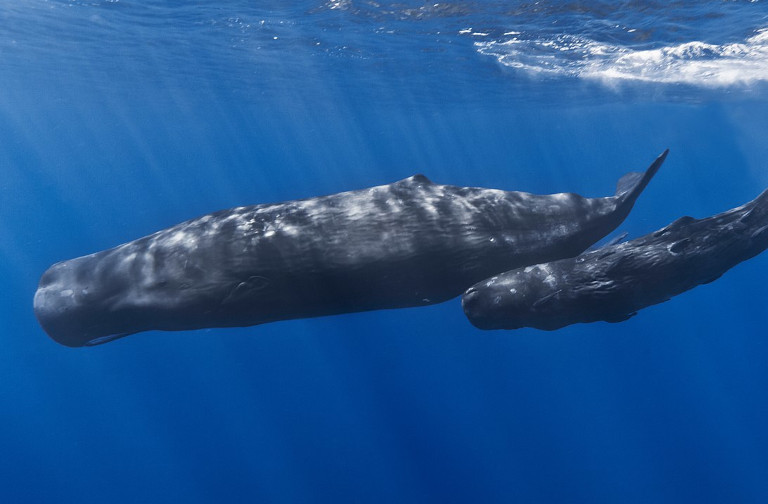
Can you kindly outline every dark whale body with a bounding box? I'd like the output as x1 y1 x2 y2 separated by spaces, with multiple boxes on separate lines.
463 188 768 331
34 151 667 346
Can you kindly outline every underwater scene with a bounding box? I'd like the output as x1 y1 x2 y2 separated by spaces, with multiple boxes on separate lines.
2 1 768 502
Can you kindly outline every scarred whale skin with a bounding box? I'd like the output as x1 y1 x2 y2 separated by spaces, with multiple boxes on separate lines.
34 151 667 346
463 187 768 331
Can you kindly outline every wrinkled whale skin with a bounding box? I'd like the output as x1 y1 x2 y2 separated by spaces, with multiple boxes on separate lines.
463 188 768 331
34 151 666 346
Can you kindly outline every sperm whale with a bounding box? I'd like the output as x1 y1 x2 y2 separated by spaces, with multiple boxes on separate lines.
463 186 768 331
34 151 666 346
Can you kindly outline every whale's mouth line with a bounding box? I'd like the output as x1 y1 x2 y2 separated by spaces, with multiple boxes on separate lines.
85 332 135 346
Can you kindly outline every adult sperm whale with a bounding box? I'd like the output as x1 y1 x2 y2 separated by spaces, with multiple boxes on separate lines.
34 151 667 347
463 187 768 331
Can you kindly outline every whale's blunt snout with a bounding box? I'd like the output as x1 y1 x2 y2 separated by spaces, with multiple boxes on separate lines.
34 263 80 347
462 286 479 308
34 256 158 347
461 285 513 330
33 261 103 348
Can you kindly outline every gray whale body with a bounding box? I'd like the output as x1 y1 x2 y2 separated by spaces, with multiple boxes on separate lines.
34 151 666 346
463 187 768 331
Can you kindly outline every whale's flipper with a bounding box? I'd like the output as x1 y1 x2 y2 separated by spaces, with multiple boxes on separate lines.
615 149 669 202
588 231 630 252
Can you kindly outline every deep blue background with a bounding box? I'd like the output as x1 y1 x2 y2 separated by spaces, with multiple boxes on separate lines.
2 1 768 502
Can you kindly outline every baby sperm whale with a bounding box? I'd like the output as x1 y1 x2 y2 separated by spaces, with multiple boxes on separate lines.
34 151 667 347
462 187 768 331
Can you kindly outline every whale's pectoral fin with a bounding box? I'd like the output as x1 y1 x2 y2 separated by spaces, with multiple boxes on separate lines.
701 273 724 285
532 290 562 310
751 224 768 240
588 231 630 251
615 149 669 202
605 311 637 323
221 276 270 305
740 191 768 226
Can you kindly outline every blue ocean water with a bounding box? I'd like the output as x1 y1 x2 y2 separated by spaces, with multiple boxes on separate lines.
2 0 768 502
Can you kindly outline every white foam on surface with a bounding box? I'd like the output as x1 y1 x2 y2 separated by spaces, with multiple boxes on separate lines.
475 28 768 88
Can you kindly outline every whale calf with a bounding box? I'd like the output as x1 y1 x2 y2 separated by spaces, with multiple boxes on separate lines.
463 187 768 331
34 151 666 347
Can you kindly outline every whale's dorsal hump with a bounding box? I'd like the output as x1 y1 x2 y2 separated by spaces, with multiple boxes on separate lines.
398 174 433 186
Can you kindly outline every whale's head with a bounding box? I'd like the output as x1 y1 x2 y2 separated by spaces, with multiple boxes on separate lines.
33 234 279 347
461 273 535 331
461 263 578 331
33 238 206 347
33 255 146 347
